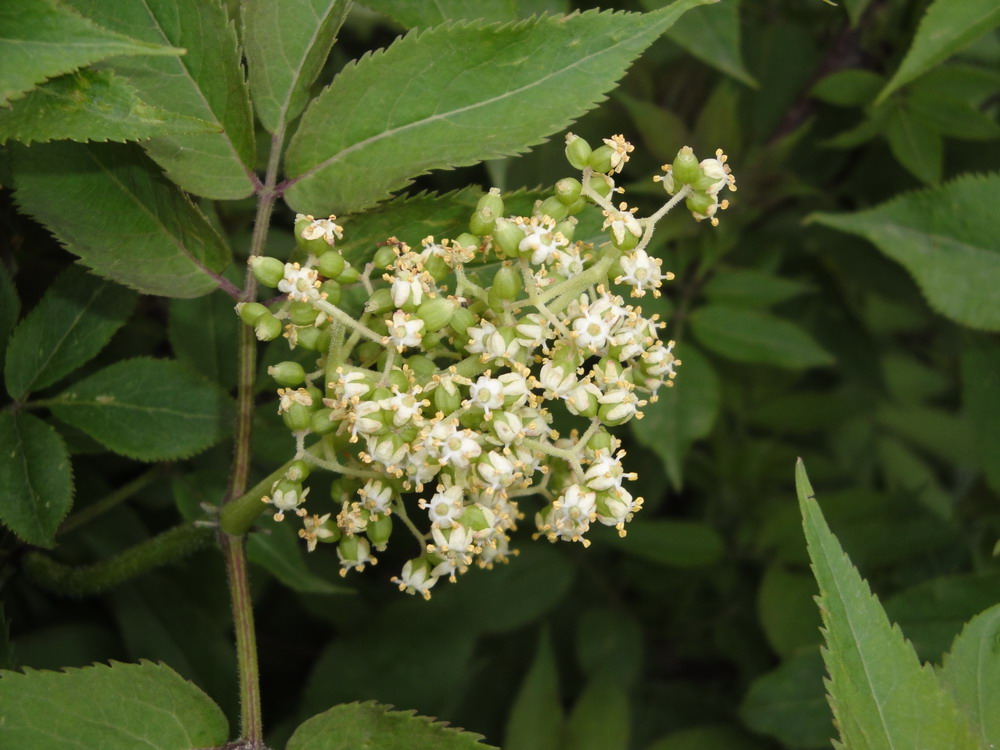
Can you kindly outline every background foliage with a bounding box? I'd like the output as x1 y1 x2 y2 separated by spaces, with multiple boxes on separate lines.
1 0 999 748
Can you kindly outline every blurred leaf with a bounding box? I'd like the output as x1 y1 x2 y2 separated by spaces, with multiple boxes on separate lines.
362 0 521 27
908 80 1000 141
810 173 1000 331
0 607 12 671
885 105 942 184
505 629 563 750
287 701 496 750
797 459 981 750
690 305 833 369
0 263 18 362
0 661 228 750
881 352 949 404
961 333 1000 494
167 290 239 390
878 0 1000 102
576 608 643 688
607 519 723 568
692 79 743 157
877 403 976 467
12 142 231 298
66 0 255 199
811 69 884 106
284 1 713 214
4 265 136 400
702 269 813 309
877 435 953 519
652 0 756 87
13 622 118 671
614 90 688 164
939 603 1000 748
756 563 821 657
50 357 233 461
0 68 217 145
739 649 831 749
632 344 719 489
246 521 349 595
842 0 873 26
564 676 630 750
0 0 182 106
0 411 73 548
644 725 772 750
242 0 352 133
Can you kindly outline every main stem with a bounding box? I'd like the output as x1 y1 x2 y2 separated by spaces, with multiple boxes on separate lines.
222 127 285 749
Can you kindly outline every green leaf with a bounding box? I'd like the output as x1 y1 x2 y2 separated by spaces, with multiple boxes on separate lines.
0 68 218 146
0 411 73 548
690 305 834 369
67 0 256 199
246 521 349 595
961 334 1000 494
757 563 822 657
702 269 814 308
811 69 884 106
842 0 873 27
362 0 529 27
739 650 832 749
564 676 630 750
576 608 642 688
631 344 719 489
167 290 239 389
4 265 137 400
796 458 983 750
658 0 757 87
49 357 233 461
0 262 19 370
878 0 1000 103
12 141 231 298
885 105 942 184
939 603 1000 748
810 173 1000 331
505 629 563 750
0 660 228 750
242 0 352 133
606 518 723 568
287 701 496 750
0 0 183 106
645 725 772 750
283 1 712 214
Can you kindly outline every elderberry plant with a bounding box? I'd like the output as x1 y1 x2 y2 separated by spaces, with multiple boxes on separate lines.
239 137 735 598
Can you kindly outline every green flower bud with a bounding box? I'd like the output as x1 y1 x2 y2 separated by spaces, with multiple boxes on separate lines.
406 354 437 379
289 301 319 326
459 505 490 532
309 407 338 435
454 232 480 252
337 264 361 284
565 133 592 170
536 196 569 222
317 250 346 279
286 459 312 482
306 385 323 404
372 245 397 270
589 144 615 174
492 217 526 257
685 191 715 216
249 256 285 288
554 219 576 243
365 287 394 315
320 279 341 305
491 265 522 301
554 177 582 205
609 225 638 251
355 340 381 364
450 306 475 338
421 330 444 350
268 360 306 387
587 428 614 454
477 187 505 217
598 401 634 426
296 326 330 352
416 297 455 331
672 146 701 186
254 313 283 341
564 196 588 215
434 383 462 414
367 514 393 550
238 302 269 326
423 253 451 282
469 207 496 237
587 174 613 199
386 370 409 393
282 403 312 432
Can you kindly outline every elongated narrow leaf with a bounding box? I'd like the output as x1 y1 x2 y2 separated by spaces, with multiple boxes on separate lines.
67 0 255 199
363 0 524 27
961 333 1000 494
13 141 230 298
939 603 1000 748
885 105 942 184
564 677 630 750
246 522 348 595
167 291 239 389
5 265 136 400
0 661 228 750
0 68 218 145
0 0 182 106
810 173 1000 331
505 630 563 750
878 0 1000 102
606 519 723 568
0 263 18 365
287 701 496 750
655 0 757 87
242 0 352 133
690 305 834 369
0 411 73 548
284 1 712 214
796 459 983 750
49 357 233 461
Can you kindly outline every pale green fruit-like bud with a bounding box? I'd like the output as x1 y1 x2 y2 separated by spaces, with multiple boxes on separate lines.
365 288 393 315
554 177 582 205
586 174 613 199
588 144 615 174
372 245 397 270
460 504 491 532
238 301 269 326
406 354 437 379
434 383 462 415
289 301 319 326
536 196 568 222
454 232 480 252
671 146 701 186
609 225 639 251
282 403 312 432
587 428 615 454
286 459 312 482
491 265 522 301
337 264 361 284
268 361 306 387
424 254 450 282
555 219 576 243
296 326 330 352
320 279 341 305
317 250 346 279
367 514 393 551
565 133 592 170
469 207 496 237
477 187 505 217
685 191 715 216
450 306 476 338
249 256 285 288
386 369 409 392
417 297 455 331
254 313 282 341
309 407 338 435
492 218 526 257
564 195 588 215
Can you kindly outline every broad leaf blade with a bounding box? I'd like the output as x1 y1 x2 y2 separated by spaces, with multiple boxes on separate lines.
810 173 1000 331
287 701 496 749
796 459 983 750
960 333 1000 494
0 0 182 106
362 0 530 27
0 661 228 750
246 522 349 595
564 677 630 750
606 519 723 568
167 291 239 389
67 0 256 199
0 262 19 369
242 0 352 133
939 603 1000 748
0 411 73 548
659 0 757 87
49 357 233 461
12 141 231 298
284 1 712 215
4 265 136 400
0 68 218 145
878 0 1000 103
885 105 942 184
505 630 563 750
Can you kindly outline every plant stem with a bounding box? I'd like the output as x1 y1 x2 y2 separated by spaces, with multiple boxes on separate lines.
58 466 164 537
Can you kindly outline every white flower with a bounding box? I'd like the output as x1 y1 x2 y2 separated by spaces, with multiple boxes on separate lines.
477 451 516 490
386 310 424 351
602 203 642 247
265 484 310 521
572 308 612 352
278 262 321 302
389 267 425 308
536 485 597 545
298 214 343 245
393 558 439 599
338 536 375 576
358 479 394 516
469 375 505 417
432 421 483 469
539 359 578 397
699 149 736 195
277 387 313 414
421 485 465 528
517 216 567 265
299 513 336 552
603 134 634 174
595 486 643 533
616 249 669 297
465 320 497 355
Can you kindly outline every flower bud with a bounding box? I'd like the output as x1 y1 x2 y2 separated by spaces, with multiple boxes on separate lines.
286 459 312 482
671 146 701 186
282 403 312 432
423 253 451 282
469 207 496 237
337 264 361 284
454 232 480 252
554 177 582 205
268 361 306 387
309 407 338 435
588 144 615 174
296 325 330 352
565 133 592 170
319 279 341 305
491 265 522 301
289 301 319 326
367 514 393 550
372 245 397 270
416 297 455 331
238 302 269 326
317 250 346 279
254 313 283 341
249 256 285 288
477 187 505 217
450 306 476 338
586 174 613 199
536 196 569 223
406 354 437 379
365 288 394 315
492 218 526 257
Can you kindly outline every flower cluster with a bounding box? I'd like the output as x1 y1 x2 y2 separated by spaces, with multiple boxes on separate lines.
236 136 735 599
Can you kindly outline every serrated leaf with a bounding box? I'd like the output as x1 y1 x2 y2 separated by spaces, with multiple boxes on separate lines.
505 629 563 750
878 0 1000 103
242 0 352 133
655 0 757 87
796 458 983 750
167 290 239 389
885 105 942 184
362 0 540 28
690 305 834 369
49 357 233 461
12 141 231 298
0 411 73 548
246 521 349 595
961 333 1000 494
67 0 255 199
0 0 183 107
4 265 136 400
283 1 712 214
606 518 723 568
811 69 884 106
810 173 1000 331
0 660 228 749
631 344 719 489
287 701 496 750
0 68 218 146
939 603 1000 748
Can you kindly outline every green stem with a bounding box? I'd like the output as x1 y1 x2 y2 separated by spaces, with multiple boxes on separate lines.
58 466 164 537
24 524 213 597
219 533 261 750
220 456 298 536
